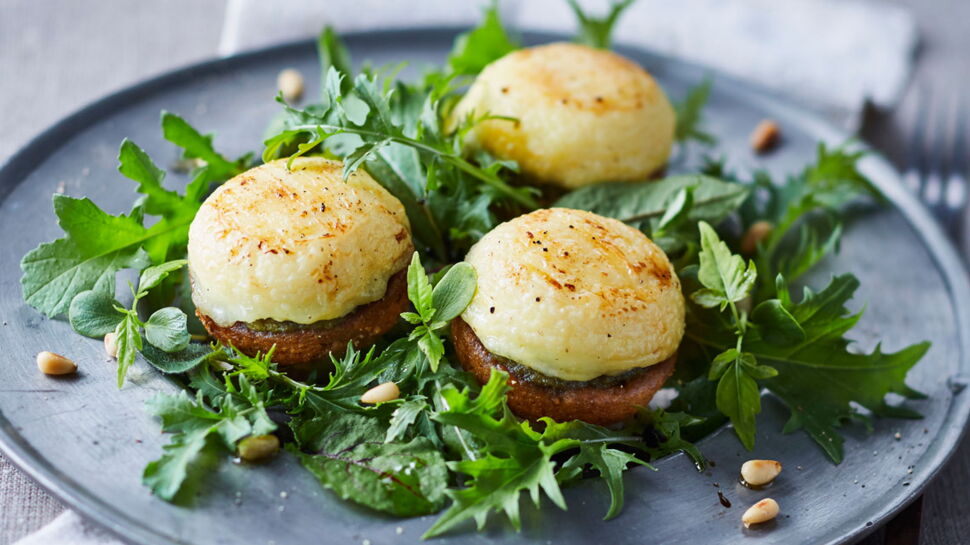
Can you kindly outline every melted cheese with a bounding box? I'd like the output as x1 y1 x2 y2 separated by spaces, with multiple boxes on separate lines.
461 208 684 381
188 158 412 326
451 42 675 189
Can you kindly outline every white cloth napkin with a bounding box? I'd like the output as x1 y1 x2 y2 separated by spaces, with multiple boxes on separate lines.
18 1 917 543
219 0 918 127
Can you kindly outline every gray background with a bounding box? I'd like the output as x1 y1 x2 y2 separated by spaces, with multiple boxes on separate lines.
0 0 967 544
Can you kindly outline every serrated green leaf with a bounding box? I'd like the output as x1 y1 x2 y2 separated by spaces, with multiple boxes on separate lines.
674 79 716 145
559 443 649 520
567 0 636 49
385 398 429 443
448 2 518 76
751 299 806 345
21 196 151 317
161 111 245 183
696 221 756 306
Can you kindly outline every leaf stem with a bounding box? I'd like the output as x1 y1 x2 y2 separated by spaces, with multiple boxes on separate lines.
287 123 538 208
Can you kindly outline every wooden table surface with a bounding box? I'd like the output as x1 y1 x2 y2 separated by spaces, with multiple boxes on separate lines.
0 1 967 544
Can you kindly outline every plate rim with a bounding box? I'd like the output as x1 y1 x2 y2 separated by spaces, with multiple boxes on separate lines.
0 26 968 545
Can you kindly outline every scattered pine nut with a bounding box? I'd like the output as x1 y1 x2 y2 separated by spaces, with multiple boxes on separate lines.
104 332 119 359
237 434 280 462
750 119 781 153
361 382 400 404
742 498 779 528
740 459 782 487
36 351 77 375
277 68 305 102
741 220 774 255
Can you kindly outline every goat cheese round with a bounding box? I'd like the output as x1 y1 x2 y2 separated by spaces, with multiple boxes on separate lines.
451 42 676 189
461 208 684 381
188 157 412 326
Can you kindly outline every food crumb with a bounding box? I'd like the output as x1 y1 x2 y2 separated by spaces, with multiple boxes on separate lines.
396 527 404 535
894 432 902 440
280 491 288 499
362 540 371 545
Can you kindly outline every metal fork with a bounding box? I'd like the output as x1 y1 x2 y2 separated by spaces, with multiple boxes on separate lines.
902 88 969 241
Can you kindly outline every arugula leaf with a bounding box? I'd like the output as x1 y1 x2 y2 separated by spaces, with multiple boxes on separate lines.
559 443 649 519
741 143 879 294
553 175 748 234
448 2 518 75
385 397 429 443
21 196 151 317
692 221 757 310
291 412 449 516
567 0 636 49
426 370 579 537
317 26 353 93
118 139 189 218
143 378 277 500
266 66 538 209
674 79 716 145
229 343 392 414
754 275 928 462
160 112 247 183
142 426 215 502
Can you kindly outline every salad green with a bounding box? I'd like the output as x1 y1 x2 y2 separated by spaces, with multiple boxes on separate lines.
18 1 927 538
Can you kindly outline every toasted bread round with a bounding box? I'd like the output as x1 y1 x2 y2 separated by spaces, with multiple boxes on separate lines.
451 42 675 189
198 269 408 366
452 317 675 425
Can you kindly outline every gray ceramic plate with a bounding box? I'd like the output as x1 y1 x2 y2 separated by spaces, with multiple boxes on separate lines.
1 29 968 545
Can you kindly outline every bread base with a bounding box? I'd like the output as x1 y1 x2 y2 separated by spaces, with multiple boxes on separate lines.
198 269 408 366
451 316 676 425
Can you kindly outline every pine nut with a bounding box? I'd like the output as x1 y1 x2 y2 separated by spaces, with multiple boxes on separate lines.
750 119 781 153
36 351 77 375
360 382 400 404
277 68 304 102
237 434 280 462
740 459 782 486
742 498 779 528
104 332 119 359
741 220 774 255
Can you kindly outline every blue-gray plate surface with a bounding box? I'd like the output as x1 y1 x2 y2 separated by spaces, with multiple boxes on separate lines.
0 29 968 545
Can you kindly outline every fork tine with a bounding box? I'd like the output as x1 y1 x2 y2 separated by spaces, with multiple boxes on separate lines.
920 93 946 209
904 86 929 192
943 96 968 234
